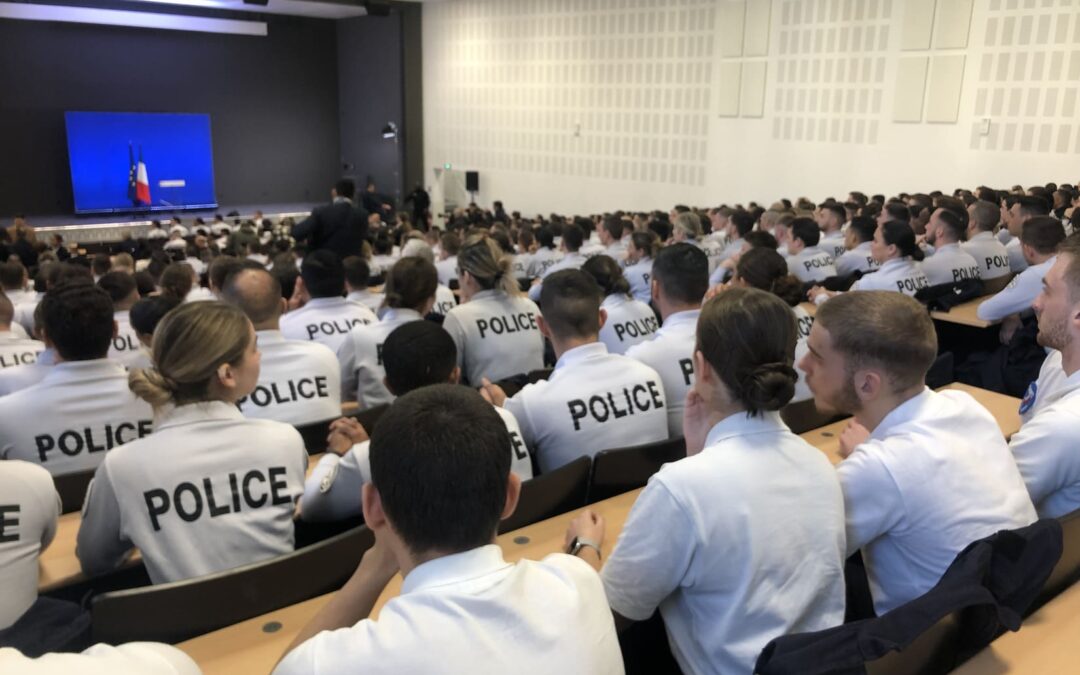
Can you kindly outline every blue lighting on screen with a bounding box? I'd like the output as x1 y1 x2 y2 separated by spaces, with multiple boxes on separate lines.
65 111 218 214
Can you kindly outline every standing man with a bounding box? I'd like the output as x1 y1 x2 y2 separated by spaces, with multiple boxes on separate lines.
292 179 370 260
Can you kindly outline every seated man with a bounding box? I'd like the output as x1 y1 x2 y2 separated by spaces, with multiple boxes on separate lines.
786 217 837 283
1009 234 1080 517
963 199 1012 293
301 320 533 523
483 270 668 473
834 216 879 277
97 272 144 368
0 305 55 397
800 291 1036 614
280 250 377 352
921 208 981 286
223 267 342 426
0 293 44 370
978 216 1065 324
528 224 587 302
0 282 154 476
273 385 623 675
343 256 384 314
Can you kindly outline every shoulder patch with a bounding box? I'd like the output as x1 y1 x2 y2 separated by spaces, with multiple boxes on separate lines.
1019 381 1037 415
319 463 339 494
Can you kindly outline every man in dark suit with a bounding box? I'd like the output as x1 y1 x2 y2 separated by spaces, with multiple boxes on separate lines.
292 179 369 259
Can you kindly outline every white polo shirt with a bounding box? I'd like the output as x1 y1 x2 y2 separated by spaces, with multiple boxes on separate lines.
0 349 55 397
302 406 533 523
849 258 929 296
76 401 307 584
0 642 201 675
625 309 699 439
526 248 562 279
510 254 532 279
107 311 144 368
787 246 837 283
599 294 659 356
819 231 847 261
504 342 668 473
834 242 878 277
346 289 384 314
977 256 1055 322
623 257 653 303
602 412 846 675
0 360 154 476
1009 366 1080 518
431 285 458 317
442 290 544 386
0 460 59 630
281 297 378 354
184 286 215 303
336 308 424 407
1006 237 1028 273
236 330 341 426
922 243 981 286
435 255 458 287
792 304 815 403
528 253 586 302
961 231 1012 280
4 289 36 306
0 332 44 370
273 545 623 675
1019 350 1069 424
838 388 1037 615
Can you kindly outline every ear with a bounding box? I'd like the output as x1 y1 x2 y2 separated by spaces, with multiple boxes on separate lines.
448 366 462 385
536 313 552 340
598 307 608 330
650 278 661 304
112 320 119 340
217 362 238 390
500 472 522 520
692 349 712 386
361 483 389 532
853 368 884 403
279 297 287 315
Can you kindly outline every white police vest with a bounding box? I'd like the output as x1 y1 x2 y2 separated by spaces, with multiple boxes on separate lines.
526 248 563 279
1019 350 1069 424
787 246 837 283
528 253 586 302
76 402 307 584
336 308 424 407
820 232 847 262
850 258 929 296
436 256 458 287
922 243 981 286
280 297 378 354
1006 237 1028 273
624 309 699 439
0 348 55 397
12 294 41 334
0 460 59 630
623 258 653 303
442 290 544 386
236 330 342 426
431 285 458 317
0 333 44 370
834 242 878 277
346 290 385 314
977 256 1056 322
961 232 1012 280
1010 367 1080 518
107 311 145 369
599 294 659 356
301 405 533 523
504 342 668 474
792 304 815 403
510 254 531 279
0 360 154 476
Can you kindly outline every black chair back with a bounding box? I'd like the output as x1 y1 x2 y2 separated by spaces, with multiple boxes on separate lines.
925 352 955 390
587 437 686 504
865 612 961 675
53 469 96 514
499 456 591 534
294 404 388 455
526 368 553 383
780 398 843 434
90 525 374 644
1029 507 1080 615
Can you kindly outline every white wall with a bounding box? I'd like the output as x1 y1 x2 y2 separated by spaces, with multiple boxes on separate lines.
422 0 1080 216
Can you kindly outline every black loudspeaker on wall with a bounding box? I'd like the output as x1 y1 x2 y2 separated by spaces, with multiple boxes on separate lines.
363 1 391 16
466 171 480 193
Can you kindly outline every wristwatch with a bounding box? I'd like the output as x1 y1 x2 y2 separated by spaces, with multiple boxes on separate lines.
566 536 602 560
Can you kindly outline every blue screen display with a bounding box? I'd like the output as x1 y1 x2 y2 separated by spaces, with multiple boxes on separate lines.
65 111 217 214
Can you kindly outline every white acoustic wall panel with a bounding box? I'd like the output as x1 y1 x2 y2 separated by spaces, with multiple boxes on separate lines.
718 0 746 57
926 54 966 122
894 56 929 122
744 0 771 56
901 0 937 50
718 62 743 117
740 61 767 117
932 0 973 49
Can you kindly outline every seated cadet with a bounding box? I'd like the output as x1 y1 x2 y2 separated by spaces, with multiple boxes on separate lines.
1001 195 1051 273
435 232 460 287
302 321 533 522
818 202 849 261
343 256 384 314
0 262 35 306
481 269 668 473
809 221 929 302
921 208 980 286
583 255 658 355
786 217 837 283
569 287 846 675
396 237 457 318
977 216 1065 322
0 642 200 674
274 385 623 675
97 272 144 368
800 291 1036 615
206 255 249 297
623 231 658 304
0 282 153 476
0 293 44 370
528 224 587 302
0 304 55 397
337 257 436 407
526 226 563 279
77 301 307 584
441 235 544 385
963 199 1012 292
280 250 377 353
127 295 182 372
223 268 342 426
833 216 879 277
1009 234 1080 517
625 243 707 439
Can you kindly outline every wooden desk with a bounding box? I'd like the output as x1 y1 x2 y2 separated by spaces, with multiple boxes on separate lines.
929 295 998 329
798 384 1022 466
179 489 643 675
952 581 1080 674
38 453 326 592
799 301 817 317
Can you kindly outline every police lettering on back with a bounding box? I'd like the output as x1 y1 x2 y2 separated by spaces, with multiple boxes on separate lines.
0 351 38 368
477 312 538 339
36 421 152 463
567 380 664 431
306 317 372 341
613 315 658 343
112 335 139 353
238 376 330 410
896 276 929 293
0 505 18 543
143 466 293 532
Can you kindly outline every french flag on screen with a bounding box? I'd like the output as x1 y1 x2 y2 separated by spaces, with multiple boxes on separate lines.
128 143 151 206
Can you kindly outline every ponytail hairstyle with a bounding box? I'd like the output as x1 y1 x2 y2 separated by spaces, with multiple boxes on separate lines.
630 230 659 259
696 286 798 417
735 247 804 307
458 234 520 296
582 255 632 298
880 221 924 261
129 301 251 408
384 257 439 310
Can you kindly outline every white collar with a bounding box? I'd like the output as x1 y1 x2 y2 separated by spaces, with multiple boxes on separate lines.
381 308 423 323
703 410 788 447
155 400 246 431
41 359 126 385
970 231 995 241
402 544 512 595
661 309 700 329
869 387 934 440
302 297 347 309
554 342 608 371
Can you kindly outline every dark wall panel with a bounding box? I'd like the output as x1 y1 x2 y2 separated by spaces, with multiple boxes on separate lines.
0 16 340 215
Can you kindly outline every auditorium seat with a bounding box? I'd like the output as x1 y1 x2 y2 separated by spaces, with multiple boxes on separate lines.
586 437 686 504
53 468 96 514
1027 507 1080 615
90 525 375 644
498 455 591 534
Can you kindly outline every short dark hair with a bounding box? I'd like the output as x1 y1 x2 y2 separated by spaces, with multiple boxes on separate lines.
935 209 966 241
540 269 601 338
130 295 181 336
208 256 248 291
537 226 555 249
603 217 624 239
383 322 457 394
730 211 756 238
96 271 137 305
742 230 778 250
736 248 803 307
1020 216 1066 255
582 255 631 297
370 384 511 556
440 232 462 256
882 201 911 223
159 264 194 300
0 262 24 289
91 253 112 276
880 221 924 261
335 178 356 200
343 256 371 289
848 216 877 243
561 224 585 252
42 281 115 360
696 287 798 416
790 217 821 247
652 243 708 304
301 250 345 298
821 202 847 224
1015 195 1050 218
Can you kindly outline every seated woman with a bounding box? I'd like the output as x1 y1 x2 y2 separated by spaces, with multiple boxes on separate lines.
76 301 308 584
582 254 659 355
809 221 929 302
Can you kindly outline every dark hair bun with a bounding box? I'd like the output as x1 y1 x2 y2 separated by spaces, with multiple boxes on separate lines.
741 362 797 412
